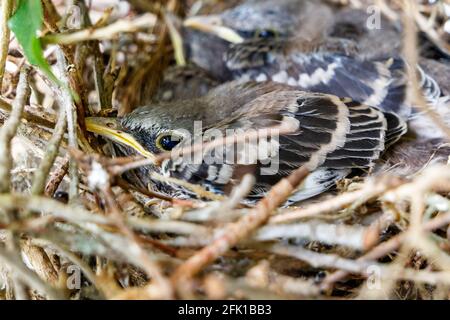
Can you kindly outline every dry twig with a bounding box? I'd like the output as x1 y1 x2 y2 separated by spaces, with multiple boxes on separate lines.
171 166 310 297
0 0 13 89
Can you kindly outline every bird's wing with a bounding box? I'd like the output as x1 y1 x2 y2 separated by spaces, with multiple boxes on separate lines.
225 39 443 120
226 40 409 116
163 88 404 200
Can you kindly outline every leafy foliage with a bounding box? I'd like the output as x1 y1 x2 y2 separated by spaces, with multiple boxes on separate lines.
8 0 58 83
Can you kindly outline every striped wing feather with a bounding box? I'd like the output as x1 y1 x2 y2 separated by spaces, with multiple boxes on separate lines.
225 39 442 120
164 83 405 200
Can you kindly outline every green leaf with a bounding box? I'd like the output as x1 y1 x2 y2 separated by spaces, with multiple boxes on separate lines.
8 0 59 83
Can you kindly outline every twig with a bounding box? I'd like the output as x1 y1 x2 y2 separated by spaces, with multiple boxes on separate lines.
0 192 208 239
402 0 450 140
31 238 108 298
321 210 450 291
45 155 70 197
164 12 186 66
74 152 173 298
0 66 31 191
116 177 174 202
0 97 56 129
150 172 226 202
255 222 375 251
413 4 450 55
273 243 450 290
21 239 58 285
181 174 255 222
127 217 211 237
31 107 66 195
322 165 450 289
171 166 310 297
74 0 110 111
270 176 403 224
102 186 174 299
0 66 31 299
323 164 450 290
22 106 67 287
0 194 112 226
42 0 89 138
0 0 13 89
43 14 157 45
54 48 79 202
382 165 450 203
0 247 64 300
245 261 320 297
118 0 183 114
374 0 400 21
270 244 377 274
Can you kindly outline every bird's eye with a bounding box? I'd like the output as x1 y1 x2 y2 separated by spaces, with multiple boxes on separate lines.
256 29 277 39
156 133 183 151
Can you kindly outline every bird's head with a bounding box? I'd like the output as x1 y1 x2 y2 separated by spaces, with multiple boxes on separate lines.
86 81 282 162
182 0 332 78
85 109 194 193
182 0 302 80
86 99 213 163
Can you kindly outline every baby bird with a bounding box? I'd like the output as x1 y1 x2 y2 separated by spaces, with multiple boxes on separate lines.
87 81 406 203
182 0 442 119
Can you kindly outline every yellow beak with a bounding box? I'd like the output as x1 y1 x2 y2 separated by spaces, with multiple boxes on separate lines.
183 15 244 44
85 117 157 163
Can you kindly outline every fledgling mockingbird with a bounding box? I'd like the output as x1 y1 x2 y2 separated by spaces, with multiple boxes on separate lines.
87 81 406 203
181 0 442 119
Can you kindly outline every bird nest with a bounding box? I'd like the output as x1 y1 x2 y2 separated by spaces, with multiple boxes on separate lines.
0 0 449 300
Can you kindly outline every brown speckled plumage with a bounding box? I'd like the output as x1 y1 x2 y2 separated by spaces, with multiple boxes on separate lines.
117 81 407 202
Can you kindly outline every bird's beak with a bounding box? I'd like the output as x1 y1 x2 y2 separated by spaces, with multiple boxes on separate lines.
183 15 244 44
85 117 157 163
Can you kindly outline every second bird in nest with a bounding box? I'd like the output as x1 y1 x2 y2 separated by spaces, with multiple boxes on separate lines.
179 0 443 117
88 81 406 203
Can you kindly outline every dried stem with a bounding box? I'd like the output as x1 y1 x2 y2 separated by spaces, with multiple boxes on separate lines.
0 66 31 191
31 107 66 195
402 0 450 140
54 48 79 202
43 14 157 45
73 151 174 298
21 105 67 287
0 247 64 299
0 97 55 129
31 238 108 298
270 176 403 224
255 222 375 251
0 194 112 225
0 66 31 299
44 155 69 197
42 0 88 136
102 186 174 299
321 210 450 291
0 0 13 89
74 0 110 111
171 166 309 297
